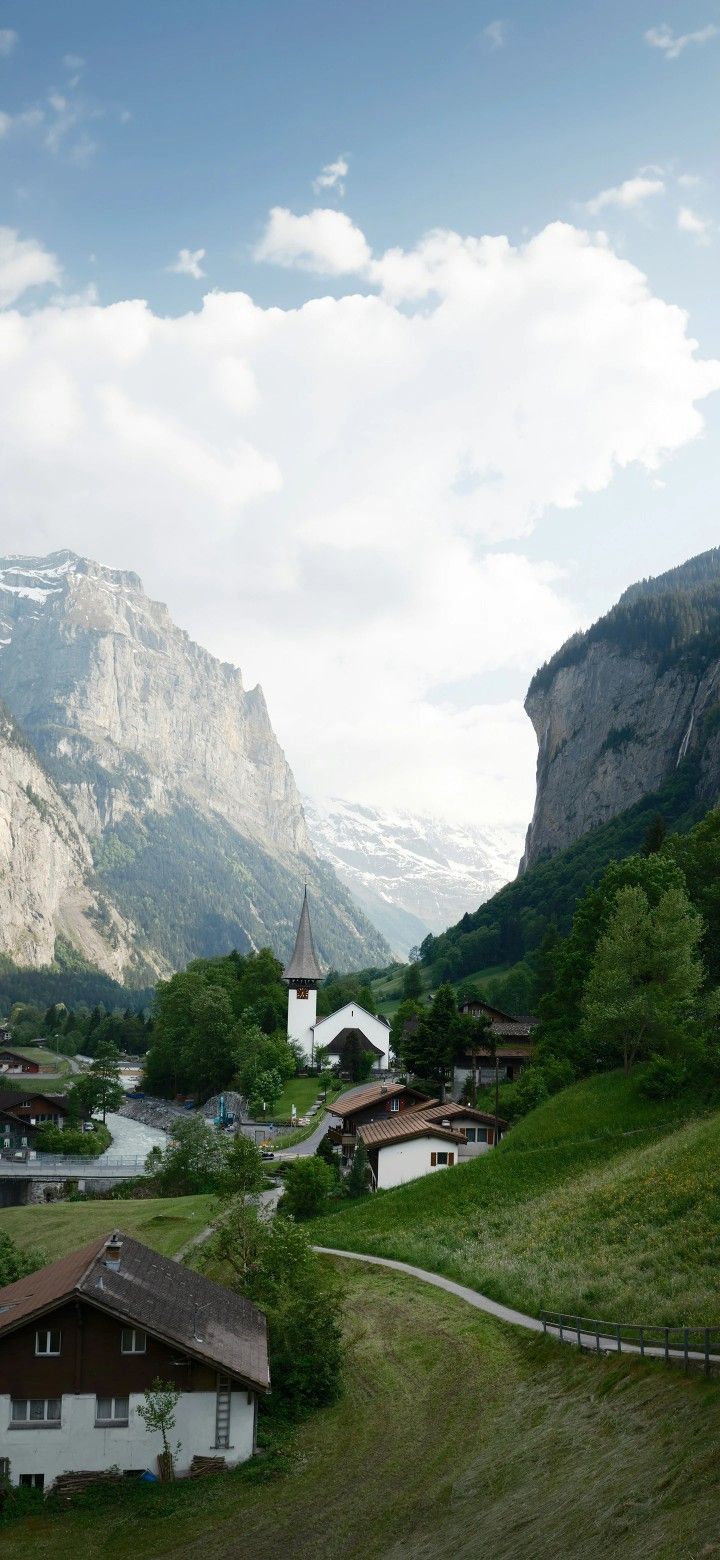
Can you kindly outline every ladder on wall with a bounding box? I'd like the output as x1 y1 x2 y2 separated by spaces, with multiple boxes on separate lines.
215 1375 231 1448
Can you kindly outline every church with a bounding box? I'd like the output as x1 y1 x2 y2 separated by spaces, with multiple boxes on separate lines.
283 890 391 1073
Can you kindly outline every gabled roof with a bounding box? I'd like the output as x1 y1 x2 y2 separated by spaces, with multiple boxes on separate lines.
312 1002 390 1033
331 1081 435 1118
283 888 323 983
0 1232 269 1394
0 1048 38 1063
322 1028 384 1057
418 1101 509 1130
357 1111 464 1149
0 1089 73 1114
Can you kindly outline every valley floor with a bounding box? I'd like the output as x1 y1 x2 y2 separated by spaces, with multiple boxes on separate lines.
3 1260 720 1559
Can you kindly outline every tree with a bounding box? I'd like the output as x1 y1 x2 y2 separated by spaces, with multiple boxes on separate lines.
205 1205 343 1416
345 1138 370 1197
580 884 705 1075
402 962 423 1000
247 1067 283 1119
390 998 422 1064
400 984 469 1100
643 813 667 856
344 1032 374 1084
137 1378 182 1479
315 1133 339 1172
0 1232 42 1288
149 1115 229 1195
88 1041 124 1123
218 1134 265 1199
279 1157 335 1219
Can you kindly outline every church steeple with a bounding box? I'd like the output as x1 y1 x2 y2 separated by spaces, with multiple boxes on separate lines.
283 887 323 986
284 888 321 1065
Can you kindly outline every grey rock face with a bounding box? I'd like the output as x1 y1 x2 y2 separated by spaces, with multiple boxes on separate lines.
521 639 720 871
0 551 389 975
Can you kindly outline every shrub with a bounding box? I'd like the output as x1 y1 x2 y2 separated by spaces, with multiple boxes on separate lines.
636 1056 690 1100
35 1123 112 1157
278 1157 336 1219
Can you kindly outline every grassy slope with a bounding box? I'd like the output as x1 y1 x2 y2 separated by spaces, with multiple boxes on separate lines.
311 1073 720 1325
4 1262 720 1560
0 1195 218 1260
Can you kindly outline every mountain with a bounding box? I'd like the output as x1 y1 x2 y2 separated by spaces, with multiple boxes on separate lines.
521 548 720 871
0 551 390 978
305 796 523 957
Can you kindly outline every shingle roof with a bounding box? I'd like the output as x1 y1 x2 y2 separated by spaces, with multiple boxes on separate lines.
419 1101 509 1129
0 1232 269 1393
282 888 323 983
357 1111 464 1149
331 1081 435 1117
0 1090 69 1112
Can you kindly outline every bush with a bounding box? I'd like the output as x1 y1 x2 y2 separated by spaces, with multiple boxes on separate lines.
278 1157 336 1219
636 1056 690 1100
0 1231 43 1287
35 1123 112 1157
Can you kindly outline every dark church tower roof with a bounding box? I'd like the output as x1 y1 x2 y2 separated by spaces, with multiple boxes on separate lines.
283 888 323 983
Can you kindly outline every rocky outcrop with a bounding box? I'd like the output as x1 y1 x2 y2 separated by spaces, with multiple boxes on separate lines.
0 551 389 975
0 705 150 979
521 550 720 871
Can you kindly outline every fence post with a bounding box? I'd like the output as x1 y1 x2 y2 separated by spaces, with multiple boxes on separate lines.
558 1316 563 1342
577 1320 582 1350
664 1328 669 1364
705 1330 710 1377
595 1326 600 1354
639 1327 644 1359
684 1327 689 1373
542 1314 547 1335
617 1325 622 1354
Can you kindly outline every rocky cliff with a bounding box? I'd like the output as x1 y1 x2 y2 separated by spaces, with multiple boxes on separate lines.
0 552 389 976
521 548 720 871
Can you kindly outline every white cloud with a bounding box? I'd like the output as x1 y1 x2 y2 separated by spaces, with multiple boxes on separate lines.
677 204 713 242
677 172 702 189
0 217 717 821
0 28 17 57
645 22 719 58
0 226 60 307
168 247 206 279
63 53 84 71
585 175 665 215
484 19 506 49
312 156 348 196
254 206 371 274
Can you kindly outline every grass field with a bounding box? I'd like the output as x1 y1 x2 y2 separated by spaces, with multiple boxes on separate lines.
0 1195 218 1261
269 1076 339 1121
4 1260 720 1559
311 1072 720 1325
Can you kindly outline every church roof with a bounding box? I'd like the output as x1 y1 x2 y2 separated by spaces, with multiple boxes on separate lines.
283 888 323 983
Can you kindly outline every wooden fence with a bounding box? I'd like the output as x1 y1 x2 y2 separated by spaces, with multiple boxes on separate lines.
540 1311 720 1376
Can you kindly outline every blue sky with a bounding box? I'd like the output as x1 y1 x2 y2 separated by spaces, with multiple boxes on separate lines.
1 1 720 827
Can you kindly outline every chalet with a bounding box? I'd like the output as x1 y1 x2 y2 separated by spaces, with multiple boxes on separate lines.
0 1108 37 1159
357 1112 465 1190
454 997 537 1094
330 1080 436 1164
0 1049 41 1076
418 1101 508 1153
0 1091 73 1130
0 1231 269 1490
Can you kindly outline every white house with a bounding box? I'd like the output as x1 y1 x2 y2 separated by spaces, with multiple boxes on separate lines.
0 1231 269 1490
356 1112 465 1190
283 890 390 1070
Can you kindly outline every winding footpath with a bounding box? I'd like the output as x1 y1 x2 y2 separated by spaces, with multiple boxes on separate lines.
312 1247 720 1370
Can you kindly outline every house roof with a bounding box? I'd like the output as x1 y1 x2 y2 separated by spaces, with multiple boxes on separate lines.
0 1048 38 1063
357 1111 465 1149
0 1107 37 1132
331 1081 434 1118
283 888 323 983
419 1101 509 1129
322 1028 384 1057
0 1232 270 1394
0 1090 72 1114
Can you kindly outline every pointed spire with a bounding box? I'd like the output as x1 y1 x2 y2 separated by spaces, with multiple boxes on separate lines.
282 887 323 983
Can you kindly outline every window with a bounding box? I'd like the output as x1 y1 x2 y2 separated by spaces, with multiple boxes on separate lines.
10 1398 61 1426
121 1327 146 1354
390 1098 400 1113
96 1395 129 1426
465 1127 477 1143
436 1151 449 1166
35 1328 61 1356
477 1127 488 1144
19 1474 44 1489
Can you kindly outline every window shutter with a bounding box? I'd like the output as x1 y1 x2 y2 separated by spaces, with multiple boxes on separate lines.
430 1152 437 1166
448 1153 454 1166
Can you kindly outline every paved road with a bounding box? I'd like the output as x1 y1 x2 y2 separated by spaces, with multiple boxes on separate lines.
313 1248 720 1370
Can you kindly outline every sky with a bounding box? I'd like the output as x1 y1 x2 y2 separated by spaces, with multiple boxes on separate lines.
1 1 720 834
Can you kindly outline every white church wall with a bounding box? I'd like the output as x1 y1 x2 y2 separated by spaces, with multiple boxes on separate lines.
287 986 317 1064
312 1004 390 1070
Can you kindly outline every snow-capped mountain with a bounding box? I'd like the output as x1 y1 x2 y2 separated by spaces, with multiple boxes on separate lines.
305 797 524 958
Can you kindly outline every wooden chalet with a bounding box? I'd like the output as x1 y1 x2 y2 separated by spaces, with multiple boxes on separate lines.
0 1231 270 1490
329 1080 436 1163
0 1091 74 1130
456 997 537 1090
0 1049 41 1076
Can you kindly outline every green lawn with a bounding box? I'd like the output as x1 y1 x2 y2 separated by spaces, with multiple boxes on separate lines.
311 1072 720 1325
0 1195 218 1261
268 1076 332 1121
4 1261 720 1559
